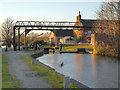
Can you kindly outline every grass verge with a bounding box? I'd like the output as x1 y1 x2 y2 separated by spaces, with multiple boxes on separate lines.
2 54 22 88
25 50 42 53
20 54 77 88
0 53 2 89
44 44 93 51
62 44 93 51
24 44 93 54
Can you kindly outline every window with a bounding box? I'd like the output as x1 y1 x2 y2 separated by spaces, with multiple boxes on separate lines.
84 32 88 34
88 31 91 34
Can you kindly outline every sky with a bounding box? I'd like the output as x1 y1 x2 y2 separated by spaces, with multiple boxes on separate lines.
0 0 112 33
0 2 104 24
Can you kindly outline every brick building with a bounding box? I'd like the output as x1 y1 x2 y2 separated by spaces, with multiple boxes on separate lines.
49 30 75 45
74 11 96 43
49 11 97 45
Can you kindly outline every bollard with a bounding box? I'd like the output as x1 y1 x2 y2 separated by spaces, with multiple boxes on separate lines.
64 76 70 88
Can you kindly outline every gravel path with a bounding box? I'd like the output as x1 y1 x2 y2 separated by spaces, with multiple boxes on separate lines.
2 48 53 88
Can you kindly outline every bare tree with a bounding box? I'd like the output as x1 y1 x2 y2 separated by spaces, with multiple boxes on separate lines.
97 0 118 20
93 0 120 55
95 0 119 34
28 32 39 42
1 17 14 51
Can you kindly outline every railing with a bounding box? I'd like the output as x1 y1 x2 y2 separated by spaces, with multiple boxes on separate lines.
13 21 93 51
14 21 92 30
15 21 79 26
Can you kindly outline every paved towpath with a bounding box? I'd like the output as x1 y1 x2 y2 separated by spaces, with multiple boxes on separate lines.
2 48 53 88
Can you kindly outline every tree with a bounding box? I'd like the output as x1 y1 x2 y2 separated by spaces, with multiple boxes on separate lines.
27 32 39 44
28 32 39 41
28 32 44 45
20 34 25 45
93 0 120 55
96 1 118 20
95 0 119 35
1 17 14 51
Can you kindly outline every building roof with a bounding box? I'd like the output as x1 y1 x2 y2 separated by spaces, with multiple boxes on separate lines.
80 19 97 27
51 30 74 37
81 19 118 27
62 36 75 40
38 32 50 37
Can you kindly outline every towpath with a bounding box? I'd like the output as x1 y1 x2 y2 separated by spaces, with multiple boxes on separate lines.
2 48 53 88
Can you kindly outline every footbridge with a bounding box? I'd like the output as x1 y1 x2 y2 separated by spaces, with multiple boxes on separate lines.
13 21 93 51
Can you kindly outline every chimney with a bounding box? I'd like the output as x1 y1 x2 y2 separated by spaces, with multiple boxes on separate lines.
76 11 81 22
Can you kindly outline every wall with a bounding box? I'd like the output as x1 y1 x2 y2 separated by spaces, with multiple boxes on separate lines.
49 32 56 45
91 33 119 56
92 33 115 46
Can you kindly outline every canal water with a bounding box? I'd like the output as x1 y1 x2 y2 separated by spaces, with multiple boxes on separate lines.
36 53 119 88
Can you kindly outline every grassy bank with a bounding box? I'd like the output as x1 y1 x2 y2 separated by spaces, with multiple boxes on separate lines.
20 55 77 88
2 54 22 88
62 44 93 51
44 44 93 51
25 50 42 53
93 45 120 57
24 44 93 54
0 53 2 89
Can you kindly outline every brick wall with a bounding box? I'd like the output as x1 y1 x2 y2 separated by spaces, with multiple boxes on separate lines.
92 33 114 46
91 33 119 56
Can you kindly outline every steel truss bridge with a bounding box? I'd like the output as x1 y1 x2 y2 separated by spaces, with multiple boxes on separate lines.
13 21 92 51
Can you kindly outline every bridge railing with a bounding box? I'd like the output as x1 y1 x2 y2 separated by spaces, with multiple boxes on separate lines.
13 21 93 51
15 21 81 26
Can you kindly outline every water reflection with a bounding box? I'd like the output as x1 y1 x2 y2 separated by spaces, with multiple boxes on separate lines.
36 53 119 88
91 54 97 79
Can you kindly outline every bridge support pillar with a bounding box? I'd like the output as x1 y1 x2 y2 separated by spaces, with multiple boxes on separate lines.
18 28 20 51
13 27 16 51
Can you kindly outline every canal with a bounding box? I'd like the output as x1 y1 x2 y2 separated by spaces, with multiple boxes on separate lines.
36 53 119 88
